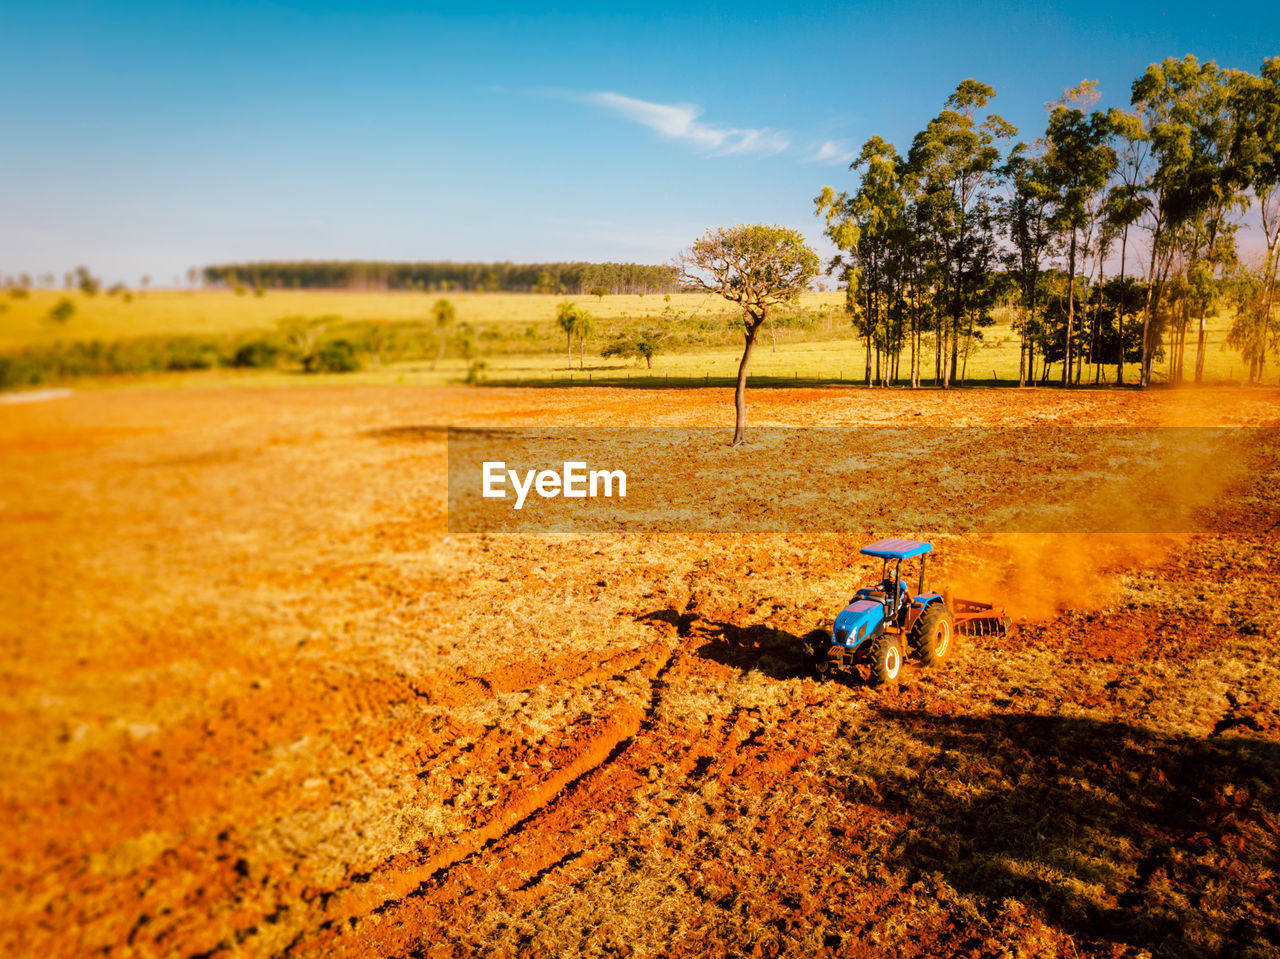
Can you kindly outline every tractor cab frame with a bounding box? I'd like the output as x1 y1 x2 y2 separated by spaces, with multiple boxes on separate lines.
854 537 939 632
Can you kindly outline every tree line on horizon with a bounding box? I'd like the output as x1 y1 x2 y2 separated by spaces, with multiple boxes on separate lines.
816 55 1280 387
201 260 681 296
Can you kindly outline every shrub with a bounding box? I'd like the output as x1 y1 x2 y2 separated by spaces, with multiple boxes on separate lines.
0 333 234 387
453 323 477 361
48 298 76 324
601 328 670 368
0 355 45 390
306 339 361 373
278 315 329 367
465 359 488 383
232 340 281 368
163 342 220 370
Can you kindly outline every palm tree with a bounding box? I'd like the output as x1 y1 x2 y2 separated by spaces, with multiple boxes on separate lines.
556 301 581 368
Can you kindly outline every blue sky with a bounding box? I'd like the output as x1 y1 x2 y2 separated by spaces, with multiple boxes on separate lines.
2 1 1277 284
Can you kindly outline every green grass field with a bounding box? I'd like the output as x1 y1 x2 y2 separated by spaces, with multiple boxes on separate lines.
0 289 848 349
0 287 1263 389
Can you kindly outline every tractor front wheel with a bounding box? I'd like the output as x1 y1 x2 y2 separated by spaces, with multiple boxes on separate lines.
867 634 903 686
912 603 955 667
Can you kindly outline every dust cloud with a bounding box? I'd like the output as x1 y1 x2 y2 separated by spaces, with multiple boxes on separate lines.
945 399 1265 620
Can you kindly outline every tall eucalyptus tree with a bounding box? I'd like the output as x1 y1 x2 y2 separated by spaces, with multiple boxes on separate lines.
1103 108 1151 384
816 136 906 385
1230 59 1280 382
1131 55 1244 386
1002 142 1057 386
1043 82 1117 385
905 80 1016 387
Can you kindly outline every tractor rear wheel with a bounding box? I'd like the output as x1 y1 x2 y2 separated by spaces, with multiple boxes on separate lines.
912 603 955 667
867 634 903 686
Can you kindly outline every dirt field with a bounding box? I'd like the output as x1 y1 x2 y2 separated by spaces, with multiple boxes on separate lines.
2 384 1278 958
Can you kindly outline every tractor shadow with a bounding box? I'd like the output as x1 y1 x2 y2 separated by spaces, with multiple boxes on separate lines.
851 708 1280 955
639 606 867 688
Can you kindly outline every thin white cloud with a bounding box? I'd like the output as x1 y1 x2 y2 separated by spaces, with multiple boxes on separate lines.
808 140 857 165
586 92 790 157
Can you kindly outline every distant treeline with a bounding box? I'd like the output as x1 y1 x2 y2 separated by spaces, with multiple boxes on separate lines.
202 260 682 295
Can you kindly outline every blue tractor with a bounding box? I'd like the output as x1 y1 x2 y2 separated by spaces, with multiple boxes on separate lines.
808 537 1009 685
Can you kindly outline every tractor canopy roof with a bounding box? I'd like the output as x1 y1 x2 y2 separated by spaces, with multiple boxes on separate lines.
860 537 933 560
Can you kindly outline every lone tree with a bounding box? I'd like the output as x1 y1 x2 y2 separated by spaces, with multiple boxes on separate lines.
678 224 819 445
431 298 455 368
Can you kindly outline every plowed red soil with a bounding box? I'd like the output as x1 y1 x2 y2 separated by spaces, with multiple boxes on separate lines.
1 384 1278 958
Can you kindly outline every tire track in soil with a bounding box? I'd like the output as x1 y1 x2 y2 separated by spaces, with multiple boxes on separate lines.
283 648 692 956
3 640 666 851
0 643 669 958
274 647 684 957
195 644 669 955
288 651 832 958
